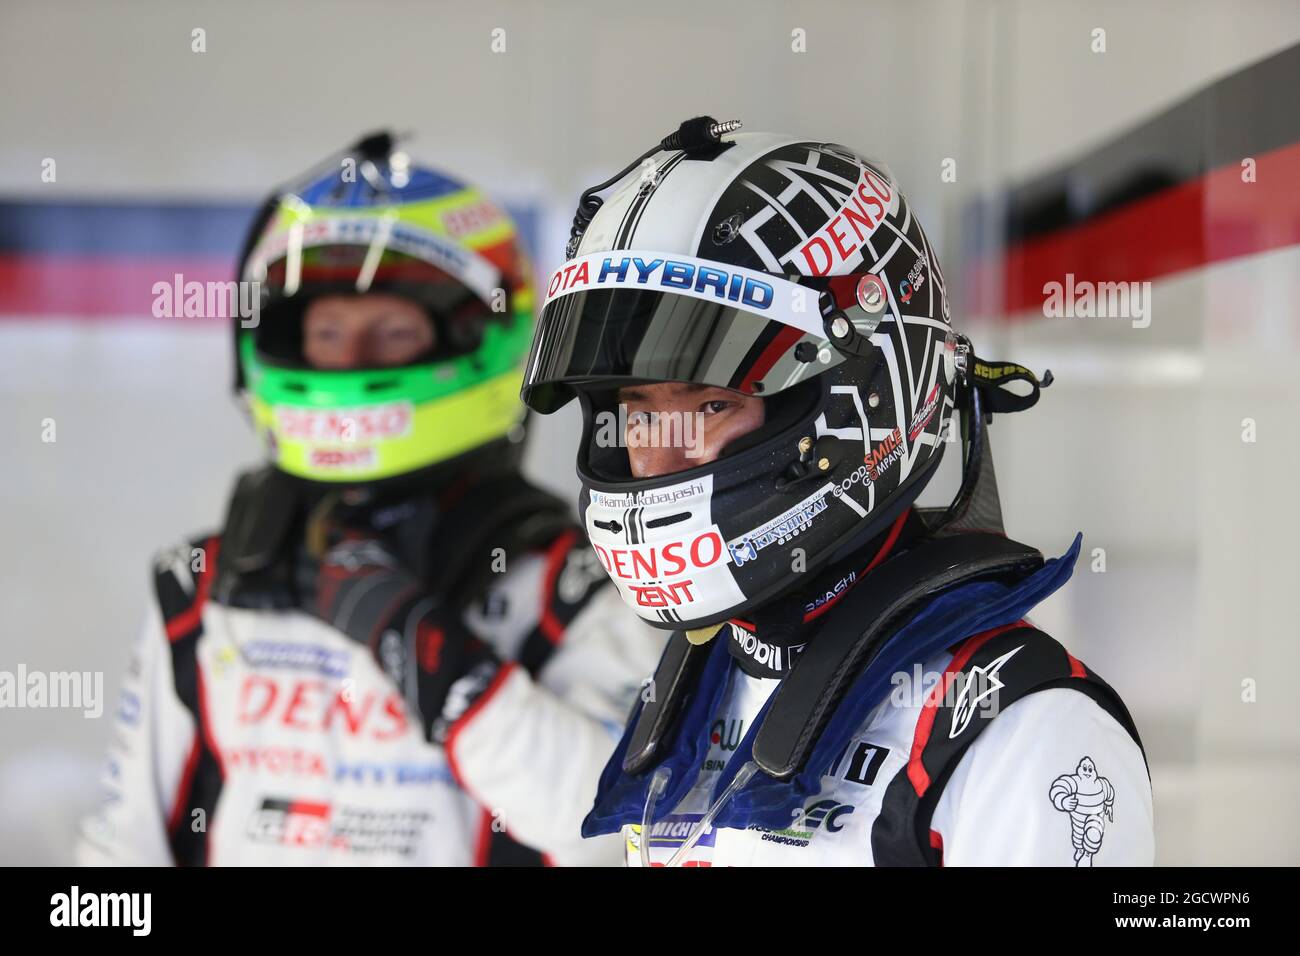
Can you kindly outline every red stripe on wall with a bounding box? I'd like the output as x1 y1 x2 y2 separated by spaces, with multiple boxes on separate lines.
0 255 238 318
966 140 1300 318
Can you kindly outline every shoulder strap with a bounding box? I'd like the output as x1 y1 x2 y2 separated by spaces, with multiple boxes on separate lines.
151 534 224 867
753 531 1044 779
211 467 304 610
870 623 1146 866
421 472 576 609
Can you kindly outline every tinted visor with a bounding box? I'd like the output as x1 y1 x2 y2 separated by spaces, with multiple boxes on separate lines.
246 224 507 367
521 251 834 413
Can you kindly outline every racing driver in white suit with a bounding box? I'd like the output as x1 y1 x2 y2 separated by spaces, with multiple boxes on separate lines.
519 118 1155 866
77 133 663 866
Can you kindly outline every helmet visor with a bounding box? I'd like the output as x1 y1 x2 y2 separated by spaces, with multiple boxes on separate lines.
521 251 839 413
243 215 510 367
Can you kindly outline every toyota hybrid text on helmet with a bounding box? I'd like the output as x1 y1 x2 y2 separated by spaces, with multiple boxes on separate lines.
521 118 961 631
236 132 536 487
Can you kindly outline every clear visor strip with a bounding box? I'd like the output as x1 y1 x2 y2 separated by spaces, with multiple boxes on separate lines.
542 250 826 339
244 210 504 307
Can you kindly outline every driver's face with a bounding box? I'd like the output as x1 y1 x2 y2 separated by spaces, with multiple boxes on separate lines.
302 293 435 369
617 383 765 479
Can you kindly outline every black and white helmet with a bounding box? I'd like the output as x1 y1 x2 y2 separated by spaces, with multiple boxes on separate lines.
522 120 960 631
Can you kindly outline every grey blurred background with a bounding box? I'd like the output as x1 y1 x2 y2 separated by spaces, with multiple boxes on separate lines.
1 0 1297 865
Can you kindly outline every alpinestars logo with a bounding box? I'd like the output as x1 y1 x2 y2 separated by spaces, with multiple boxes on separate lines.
949 645 1023 738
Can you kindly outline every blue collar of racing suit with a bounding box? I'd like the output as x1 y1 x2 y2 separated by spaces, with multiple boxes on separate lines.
582 533 1082 837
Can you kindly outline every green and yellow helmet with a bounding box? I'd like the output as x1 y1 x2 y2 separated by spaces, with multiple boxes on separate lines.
234 133 535 487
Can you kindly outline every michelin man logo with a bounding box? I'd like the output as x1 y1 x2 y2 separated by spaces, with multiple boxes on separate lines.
1049 756 1115 867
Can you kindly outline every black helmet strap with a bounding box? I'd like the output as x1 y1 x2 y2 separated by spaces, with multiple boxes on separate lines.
932 340 1054 536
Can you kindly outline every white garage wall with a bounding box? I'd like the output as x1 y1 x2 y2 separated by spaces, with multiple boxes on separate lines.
1 0 1297 864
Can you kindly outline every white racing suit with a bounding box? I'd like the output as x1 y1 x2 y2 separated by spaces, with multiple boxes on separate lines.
590 533 1155 867
78 530 664 866
623 638 1154 866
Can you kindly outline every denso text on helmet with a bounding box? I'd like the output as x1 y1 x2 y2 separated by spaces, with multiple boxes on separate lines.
591 530 725 582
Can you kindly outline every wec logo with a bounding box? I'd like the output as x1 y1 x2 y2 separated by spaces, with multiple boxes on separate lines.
798 799 854 833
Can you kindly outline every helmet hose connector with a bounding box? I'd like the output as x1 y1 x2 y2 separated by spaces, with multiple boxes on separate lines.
566 116 742 258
